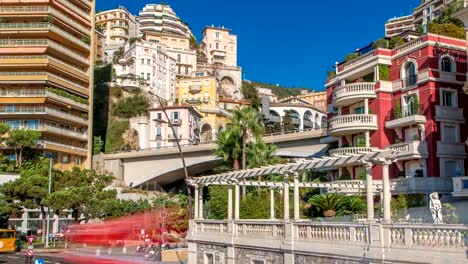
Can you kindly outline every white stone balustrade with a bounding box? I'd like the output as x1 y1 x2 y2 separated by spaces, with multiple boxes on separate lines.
388 224 468 248
328 114 377 136
235 221 285 238
387 141 428 160
329 147 376 156
435 105 465 123
437 141 466 158
333 82 376 106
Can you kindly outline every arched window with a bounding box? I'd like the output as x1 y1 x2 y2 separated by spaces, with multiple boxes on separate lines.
404 62 417 87
441 57 453 72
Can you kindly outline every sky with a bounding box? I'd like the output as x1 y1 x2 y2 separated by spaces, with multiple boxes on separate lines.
97 0 422 90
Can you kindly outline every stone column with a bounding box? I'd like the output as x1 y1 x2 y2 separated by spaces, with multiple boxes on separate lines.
364 98 369 114
198 186 204 219
228 185 233 220
270 189 275 219
365 162 374 221
374 65 380 81
283 176 290 220
235 184 240 220
293 173 300 220
380 160 392 223
365 132 370 148
194 186 199 219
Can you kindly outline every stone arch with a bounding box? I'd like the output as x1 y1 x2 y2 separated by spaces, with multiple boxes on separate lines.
400 59 418 87
303 110 313 129
220 76 235 85
439 53 456 73
314 113 320 129
201 123 213 143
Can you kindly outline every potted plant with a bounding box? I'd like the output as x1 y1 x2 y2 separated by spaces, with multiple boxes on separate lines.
309 194 345 218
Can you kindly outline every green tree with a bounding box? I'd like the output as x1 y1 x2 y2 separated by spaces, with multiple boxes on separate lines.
214 127 242 170
93 136 104 155
391 194 408 221
428 22 466 39
0 122 9 134
6 130 41 167
241 81 261 110
372 38 388 49
1 160 50 241
246 139 281 169
282 111 296 132
228 107 264 170
47 167 114 222
389 36 404 48
112 95 149 118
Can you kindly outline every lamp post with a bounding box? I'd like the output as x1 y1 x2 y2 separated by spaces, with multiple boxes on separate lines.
147 91 193 219
44 152 56 248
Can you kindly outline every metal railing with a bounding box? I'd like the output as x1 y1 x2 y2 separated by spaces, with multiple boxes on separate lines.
402 74 417 88
390 105 422 120
0 55 88 75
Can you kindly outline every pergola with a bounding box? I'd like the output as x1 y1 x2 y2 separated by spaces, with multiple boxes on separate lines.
187 150 395 223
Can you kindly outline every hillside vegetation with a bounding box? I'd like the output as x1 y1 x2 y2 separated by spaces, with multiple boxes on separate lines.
251 81 313 99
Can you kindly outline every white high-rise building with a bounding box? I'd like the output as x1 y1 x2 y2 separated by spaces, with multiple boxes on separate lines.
114 40 177 101
138 4 192 37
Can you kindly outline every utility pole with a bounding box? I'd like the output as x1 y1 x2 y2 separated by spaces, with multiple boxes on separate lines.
44 153 56 248
148 91 193 219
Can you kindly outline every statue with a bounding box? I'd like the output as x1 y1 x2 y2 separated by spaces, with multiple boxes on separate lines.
429 192 443 224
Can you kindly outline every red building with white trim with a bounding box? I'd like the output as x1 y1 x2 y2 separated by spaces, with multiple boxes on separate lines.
326 33 467 187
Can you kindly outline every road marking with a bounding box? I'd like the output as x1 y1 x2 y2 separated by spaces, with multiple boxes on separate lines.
6 256 19 259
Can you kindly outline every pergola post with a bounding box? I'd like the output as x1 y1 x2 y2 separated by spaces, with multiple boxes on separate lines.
379 159 392 223
365 162 374 222
270 189 275 219
283 175 290 220
293 173 300 220
228 185 233 220
234 184 240 220
194 185 199 219
198 185 204 219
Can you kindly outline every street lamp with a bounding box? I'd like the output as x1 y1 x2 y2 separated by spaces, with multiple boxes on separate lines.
44 152 56 248
147 91 193 219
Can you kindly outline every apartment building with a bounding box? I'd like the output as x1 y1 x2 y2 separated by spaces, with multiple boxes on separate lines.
95 6 138 60
145 32 197 78
384 0 456 37
138 4 191 38
95 30 105 62
0 0 95 170
114 40 177 101
148 104 202 148
326 33 467 185
257 87 278 102
201 26 237 67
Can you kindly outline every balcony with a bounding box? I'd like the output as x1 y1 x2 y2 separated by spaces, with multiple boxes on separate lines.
167 134 182 141
0 89 88 111
57 0 91 20
387 141 428 161
452 176 468 197
436 141 466 158
116 79 145 90
333 82 376 107
189 85 202 94
329 147 377 157
186 98 201 104
391 177 453 194
328 114 377 136
435 106 464 123
170 119 182 126
0 105 87 126
385 106 426 129
111 24 128 30
41 124 87 140
110 32 128 38
40 140 87 156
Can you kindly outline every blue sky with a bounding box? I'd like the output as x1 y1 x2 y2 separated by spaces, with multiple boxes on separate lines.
97 0 421 90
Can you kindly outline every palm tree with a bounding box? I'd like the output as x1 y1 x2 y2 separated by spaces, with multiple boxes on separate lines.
246 139 281 169
308 194 346 218
214 127 242 170
228 106 264 170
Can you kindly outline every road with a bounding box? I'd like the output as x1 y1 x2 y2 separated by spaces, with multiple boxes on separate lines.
0 252 64 264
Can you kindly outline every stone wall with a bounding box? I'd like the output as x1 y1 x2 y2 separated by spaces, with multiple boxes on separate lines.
235 248 284 264
295 255 361 264
196 243 227 264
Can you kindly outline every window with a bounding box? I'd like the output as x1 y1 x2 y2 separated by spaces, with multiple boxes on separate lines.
6 105 15 112
156 127 162 140
443 124 457 143
172 111 179 121
441 57 452 72
141 59 144 65
141 72 144 79
185 67 189 75
353 106 365 114
147 59 151 65
404 62 417 87
251 260 265 264
215 32 220 38
404 94 419 116
462 179 468 190
157 113 162 120
172 127 179 138
195 72 204 77
147 73 151 81
25 120 39 130
61 154 70 164
6 120 20 129
177 54 181 63
75 157 82 165
215 43 219 50
204 253 214 264
441 90 455 107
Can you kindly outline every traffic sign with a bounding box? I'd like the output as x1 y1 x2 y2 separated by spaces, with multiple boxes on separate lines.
26 249 34 257
26 235 36 245
35 259 45 264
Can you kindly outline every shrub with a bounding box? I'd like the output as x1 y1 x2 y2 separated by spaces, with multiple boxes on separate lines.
81 35 90 45
393 101 402 119
105 119 129 153
372 38 388 49
345 53 360 62
379 65 390 81
111 86 123 98
391 194 408 221
428 22 466 39
389 36 404 48
112 95 149 118
46 87 88 105
327 70 336 78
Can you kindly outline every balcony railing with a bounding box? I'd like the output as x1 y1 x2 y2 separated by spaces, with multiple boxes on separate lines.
41 124 87 140
57 0 90 20
401 74 418 89
388 141 428 160
452 176 468 197
435 105 464 123
333 82 376 106
167 134 182 141
0 105 87 125
189 85 202 93
437 141 466 158
329 147 376 157
328 114 377 136
170 119 182 126
0 89 88 110
39 140 87 153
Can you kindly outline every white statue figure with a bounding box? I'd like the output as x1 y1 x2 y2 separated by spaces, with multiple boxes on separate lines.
429 192 443 223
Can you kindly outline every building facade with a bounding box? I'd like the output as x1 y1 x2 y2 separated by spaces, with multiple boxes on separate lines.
138 4 191 38
262 102 327 131
114 40 177 101
385 15 415 38
0 0 95 169
95 30 105 62
145 33 197 78
326 33 467 182
257 87 278 102
279 92 328 112
148 105 202 148
95 6 138 60
201 26 237 67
